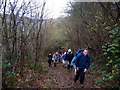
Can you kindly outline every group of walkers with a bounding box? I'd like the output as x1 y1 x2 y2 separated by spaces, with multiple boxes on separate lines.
47 48 91 87
47 51 61 67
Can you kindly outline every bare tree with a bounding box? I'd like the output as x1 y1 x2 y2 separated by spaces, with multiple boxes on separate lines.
1 0 49 87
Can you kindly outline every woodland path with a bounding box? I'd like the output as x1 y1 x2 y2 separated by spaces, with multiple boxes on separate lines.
29 61 101 88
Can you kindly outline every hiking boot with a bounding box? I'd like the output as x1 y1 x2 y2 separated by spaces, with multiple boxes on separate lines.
74 80 77 83
80 84 84 88
73 83 77 88
63 64 65 67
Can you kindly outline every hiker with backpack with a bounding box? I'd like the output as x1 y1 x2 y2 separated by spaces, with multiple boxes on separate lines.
71 49 82 74
71 53 78 74
61 52 67 67
74 48 91 87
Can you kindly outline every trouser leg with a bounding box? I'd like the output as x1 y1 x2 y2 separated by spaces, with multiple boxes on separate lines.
79 69 85 84
51 60 54 67
62 59 64 64
49 62 51 67
49 62 50 67
54 60 56 67
62 59 65 66
54 63 56 67
70 64 73 70
64 60 67 67
59 58 60 63
68 63 71 71
74 70 80 82
67 61 70 70
75 69 77 75
68 64 70 70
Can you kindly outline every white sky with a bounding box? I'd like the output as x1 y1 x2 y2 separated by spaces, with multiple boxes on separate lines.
39 0 71 18
46 0 69 18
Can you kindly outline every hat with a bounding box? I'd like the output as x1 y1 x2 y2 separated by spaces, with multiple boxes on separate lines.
68 49 71 52
55 52 58 54
76 49 81 54
64 52 66 54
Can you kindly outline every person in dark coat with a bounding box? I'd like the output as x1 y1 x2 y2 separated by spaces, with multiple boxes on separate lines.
47 53 53 67
66 49 74 72
74 48 91 87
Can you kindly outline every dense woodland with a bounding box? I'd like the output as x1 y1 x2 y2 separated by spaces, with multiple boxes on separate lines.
1 0 120 88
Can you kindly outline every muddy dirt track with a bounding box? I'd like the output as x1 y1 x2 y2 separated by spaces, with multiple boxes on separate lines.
30 61 101 88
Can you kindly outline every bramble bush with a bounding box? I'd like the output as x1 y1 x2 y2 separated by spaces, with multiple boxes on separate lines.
96 26 120 88
2 60 20 87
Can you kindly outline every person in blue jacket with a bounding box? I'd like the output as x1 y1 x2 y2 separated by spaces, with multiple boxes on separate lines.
71 53 78 74
74 48 91 86
76 49 81 55
61 52 67 67
71 49 82 74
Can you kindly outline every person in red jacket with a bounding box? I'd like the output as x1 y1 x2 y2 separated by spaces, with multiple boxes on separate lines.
61 48 65 54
